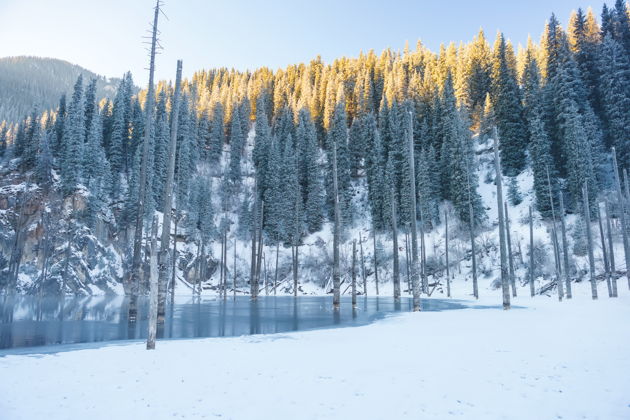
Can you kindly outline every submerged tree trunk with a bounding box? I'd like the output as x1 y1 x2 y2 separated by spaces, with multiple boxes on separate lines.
445 210 451 298
250 191 258 295
170 215 179 303
583 183 598 300
611 148 630 290
253 202 264 299
597 202 612 297
233 236 237 298
372 226 379 296
529 206 535 297
465 166 478 299
407 111 420 311
352 240 357 308
605 199 618 297
391 187 401 300
158 60 182 321
504 202 517 298
493 131 510 310
558 192 572 299
131 0 160 304
332 134 341 310
147 216 159 350
274 242 279 295
359 231 366 296
546 166 563 301
404 231 411 296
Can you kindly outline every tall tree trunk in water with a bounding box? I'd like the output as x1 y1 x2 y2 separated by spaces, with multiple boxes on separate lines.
332 133 341 310
611 148 630 290
233 236 237 298
504 202 518 297
254 202 264 299
583 183 598 299
147 216 159 350
130 0 160 311
351 240 357 308
529 206 535 297
493 131 510 310
390 187 401 300
158 60 182 321
404 231 411 295
274 242 279 295
223 232 228 299
597 202 612 297
419 204 428 295
605 199 618 297
445 210 451 298
292 245 298 296
406 111 420 311
558 192 572 299
170 215 178 303
219 232 224 297
250 190 258 295
465 166 478 299
372 226 379 296
359 231 366 295
546 166 563 301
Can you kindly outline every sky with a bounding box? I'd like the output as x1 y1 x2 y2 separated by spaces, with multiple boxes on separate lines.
0 0 608 84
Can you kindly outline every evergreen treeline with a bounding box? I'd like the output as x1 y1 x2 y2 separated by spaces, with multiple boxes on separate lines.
2 2 630 294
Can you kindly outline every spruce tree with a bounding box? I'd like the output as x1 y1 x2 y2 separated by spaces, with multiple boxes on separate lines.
228 106 244 186
296 108 324 232
325 102 352 224
208 102 225 164
60 75 85 196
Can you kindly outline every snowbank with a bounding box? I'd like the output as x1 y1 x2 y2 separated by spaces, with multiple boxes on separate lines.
1 283 629 420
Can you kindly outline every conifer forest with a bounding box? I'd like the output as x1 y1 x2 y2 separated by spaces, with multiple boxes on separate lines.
1 2 630 419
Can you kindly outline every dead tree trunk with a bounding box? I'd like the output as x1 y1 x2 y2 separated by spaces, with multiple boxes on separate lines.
597 202 612 297
558 192 572 299
250 190 258 294
493 130 510 310
233 236 237 298
404 230 411 296
352 240 357 308
131 0 160 303
253 202 264 299
391 187 401 300
605 199 618 297
332 134 341 310
147 216 159 350
372 226 379 296
274 242 280 295
359 231 366 295
157 60 182 321
445 209 451 298
465 165 478 299
406 111 420 311
583 183 597 300
529 206 535 297
170 214 179 303
546 166 563 301
504 201 517 298
611 148 630 290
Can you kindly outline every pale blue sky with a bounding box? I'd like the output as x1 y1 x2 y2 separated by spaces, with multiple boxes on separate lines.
0 0 607 84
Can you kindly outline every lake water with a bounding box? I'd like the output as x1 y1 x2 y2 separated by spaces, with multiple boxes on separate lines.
0 295 465 352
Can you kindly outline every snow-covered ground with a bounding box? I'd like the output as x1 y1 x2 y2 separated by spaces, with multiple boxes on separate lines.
1 281 629 420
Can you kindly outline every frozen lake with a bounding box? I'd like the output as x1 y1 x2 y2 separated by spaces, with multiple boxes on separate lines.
0 295 465 352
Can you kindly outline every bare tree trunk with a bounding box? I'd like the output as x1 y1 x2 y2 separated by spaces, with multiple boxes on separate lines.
445 209 451 298
233 236 237 298
359 231 366 296
493 131 510 310
597 202 612 297
219 232 224 296
274 242 279 295
404 230 411 296
253 203 264 299
504 202 517 298
170 215 178 303
529 206 535 297
292 245 299 296
391 187 401 300
465 166 478 299
546 166 563 301
263 253 268 296
611 148 630 290
250 190 258 293
419 204 428 295
222 232 228 299
406 111 420 311
558 192 572 299
332 134 341 310
147 216 159 350
372 226 379 296
131 0 160 303
158 60 182 321
582 183 598 299
352 240 357 308
605 199 618 297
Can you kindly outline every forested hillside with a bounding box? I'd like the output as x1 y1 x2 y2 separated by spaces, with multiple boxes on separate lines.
1 2 630 303
0 56 123 123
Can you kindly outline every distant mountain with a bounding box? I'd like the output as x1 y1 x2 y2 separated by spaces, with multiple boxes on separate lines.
0 56 123 123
